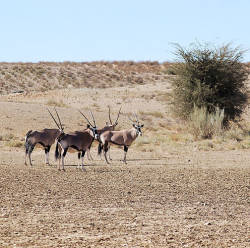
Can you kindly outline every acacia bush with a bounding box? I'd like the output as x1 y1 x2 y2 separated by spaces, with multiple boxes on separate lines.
170 42 249 124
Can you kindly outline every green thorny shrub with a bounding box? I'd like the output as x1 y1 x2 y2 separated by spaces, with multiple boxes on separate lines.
189 105 224 139
170 42 249 125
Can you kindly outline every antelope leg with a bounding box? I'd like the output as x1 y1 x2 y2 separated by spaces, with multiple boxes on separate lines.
87 149 93 161
24 153 27 166
77 152 81 169
58 157 61 171
81 151 86 171
103 143 110 164
24 146 28 166
123 146 128 164
45 146 51 165
89 150 94 160
108 145 112 161
28 152 33 166
61 148 68 171
57 143 62 170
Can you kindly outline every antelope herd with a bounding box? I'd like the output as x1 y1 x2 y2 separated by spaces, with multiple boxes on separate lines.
24 107 144 171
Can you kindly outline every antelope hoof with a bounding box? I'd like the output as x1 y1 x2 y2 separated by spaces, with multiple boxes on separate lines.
105 159 110 164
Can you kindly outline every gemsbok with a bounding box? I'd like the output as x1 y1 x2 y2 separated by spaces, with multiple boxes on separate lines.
24 108 63 166
97 106 122 160
79 106 121 161
54 110 99 171
98 113 144 164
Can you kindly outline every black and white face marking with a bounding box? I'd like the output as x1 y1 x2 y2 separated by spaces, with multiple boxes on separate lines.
86 124 99 139
91 127 99 140
133 124 144 136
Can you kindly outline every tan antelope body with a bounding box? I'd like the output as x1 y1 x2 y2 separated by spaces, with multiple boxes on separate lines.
99 114 143 164
84 123 115 161
77 106 121 161
96 106 122 160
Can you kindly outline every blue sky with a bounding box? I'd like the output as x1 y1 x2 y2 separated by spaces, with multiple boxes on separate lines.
0 0 250 62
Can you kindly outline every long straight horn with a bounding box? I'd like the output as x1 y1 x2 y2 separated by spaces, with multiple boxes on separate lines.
54 107 63 130
134 113 139 124
78 110 93 127
89 110 96 127
108 106 113 125
128 113 135 123
47 108 61 130
115 106 122 124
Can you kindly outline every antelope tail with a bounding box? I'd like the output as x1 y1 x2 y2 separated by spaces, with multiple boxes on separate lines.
24 130 33 155
98 143 103 155
55 141 60 160
25 130 33 142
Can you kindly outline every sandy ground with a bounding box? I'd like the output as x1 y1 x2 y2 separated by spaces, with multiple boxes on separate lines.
0 81 249 247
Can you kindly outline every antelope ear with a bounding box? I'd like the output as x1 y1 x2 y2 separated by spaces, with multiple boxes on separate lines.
133 124 136 128
87 124 90 128
141 124 144 128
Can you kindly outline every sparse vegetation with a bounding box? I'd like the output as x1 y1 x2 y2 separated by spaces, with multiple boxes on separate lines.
0 133 23 147
5 140 23 148
2 133 15 141
147 111 164 118
139 110 164 119
188 105 224 139
0 62 171 95
47 99 67 108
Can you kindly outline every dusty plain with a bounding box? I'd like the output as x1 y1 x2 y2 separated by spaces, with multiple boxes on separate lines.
0 62 249 247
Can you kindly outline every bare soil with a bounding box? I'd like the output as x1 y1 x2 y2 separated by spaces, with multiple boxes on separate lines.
0 151 249 247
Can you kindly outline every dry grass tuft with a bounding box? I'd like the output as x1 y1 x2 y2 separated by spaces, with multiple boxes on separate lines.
5 140 23 148
2 133 15 141
139 110 164 119
47 99 67 108
188 106 224 140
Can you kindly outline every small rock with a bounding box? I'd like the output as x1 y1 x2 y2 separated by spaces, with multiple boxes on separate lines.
12 90 24 94
204 222 212 225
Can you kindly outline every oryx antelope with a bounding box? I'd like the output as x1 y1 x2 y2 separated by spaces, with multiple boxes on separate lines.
78 106 121 161
24 108 63 166
54 110 99 171
96 106 122 160
98 113 144 164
